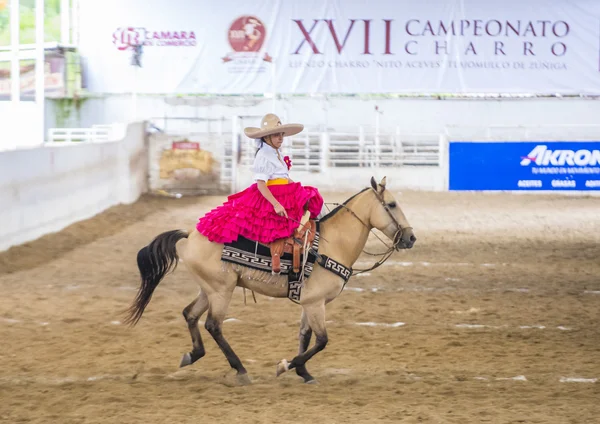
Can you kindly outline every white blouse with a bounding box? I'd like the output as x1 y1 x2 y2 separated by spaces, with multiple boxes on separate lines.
253 143 290 182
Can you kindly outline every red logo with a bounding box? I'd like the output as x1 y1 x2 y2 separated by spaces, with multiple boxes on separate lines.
223 15 272 63
172 141 200 150
113 27 145 51
228 16 266 52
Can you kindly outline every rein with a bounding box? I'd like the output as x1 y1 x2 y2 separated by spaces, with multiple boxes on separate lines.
318 188 411 276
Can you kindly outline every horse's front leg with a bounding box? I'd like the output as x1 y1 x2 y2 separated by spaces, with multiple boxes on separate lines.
277 301 327 381
294 309 315 383
204 290 251 385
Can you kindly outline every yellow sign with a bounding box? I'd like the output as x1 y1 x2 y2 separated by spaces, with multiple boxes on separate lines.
159 140 217 180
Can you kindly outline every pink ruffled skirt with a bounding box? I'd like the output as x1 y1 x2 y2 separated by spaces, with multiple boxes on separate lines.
196 182 323 244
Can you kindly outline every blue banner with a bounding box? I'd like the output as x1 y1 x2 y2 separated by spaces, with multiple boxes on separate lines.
449 141 600 191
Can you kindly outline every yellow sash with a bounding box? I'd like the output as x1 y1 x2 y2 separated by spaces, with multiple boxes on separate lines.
266 178 289 186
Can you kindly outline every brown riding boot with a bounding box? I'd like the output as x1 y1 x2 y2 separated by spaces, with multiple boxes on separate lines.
291 210 312 273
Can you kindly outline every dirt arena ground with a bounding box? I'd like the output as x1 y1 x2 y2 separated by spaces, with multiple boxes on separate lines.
1 189 599 424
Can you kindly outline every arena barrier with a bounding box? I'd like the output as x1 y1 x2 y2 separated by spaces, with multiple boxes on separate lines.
0 121 148 252
4 120 600 252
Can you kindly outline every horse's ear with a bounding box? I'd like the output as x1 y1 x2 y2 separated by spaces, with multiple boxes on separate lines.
380 176 387 190
370 176 378 191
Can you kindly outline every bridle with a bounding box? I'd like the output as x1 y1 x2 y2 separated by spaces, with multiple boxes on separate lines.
320 187 412 276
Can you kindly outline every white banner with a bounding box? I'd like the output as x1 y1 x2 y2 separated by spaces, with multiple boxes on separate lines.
78 0 600 94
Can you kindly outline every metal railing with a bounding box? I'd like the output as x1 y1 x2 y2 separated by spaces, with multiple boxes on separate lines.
42 120 441 197
145 116 443 193
236 128 441 170
46 125 116 143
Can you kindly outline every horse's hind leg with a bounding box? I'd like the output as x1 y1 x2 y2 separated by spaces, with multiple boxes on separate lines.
205 290 250 385
277 301 327 382
180 290 209 368
295 309 315 383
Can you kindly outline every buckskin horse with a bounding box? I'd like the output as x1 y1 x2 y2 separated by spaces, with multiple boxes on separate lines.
124 177 416 384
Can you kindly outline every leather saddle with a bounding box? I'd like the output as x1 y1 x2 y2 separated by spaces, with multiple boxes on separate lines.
266 212 316 275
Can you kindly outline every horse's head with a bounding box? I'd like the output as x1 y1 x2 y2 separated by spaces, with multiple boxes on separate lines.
368 176 416 250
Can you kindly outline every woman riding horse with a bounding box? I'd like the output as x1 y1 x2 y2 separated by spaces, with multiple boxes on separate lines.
196 113 323 244
124 116 417 384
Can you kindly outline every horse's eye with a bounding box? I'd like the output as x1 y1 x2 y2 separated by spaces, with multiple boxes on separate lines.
388 202 397 208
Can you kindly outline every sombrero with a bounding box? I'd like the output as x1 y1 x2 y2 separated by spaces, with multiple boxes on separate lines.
244 113 304 139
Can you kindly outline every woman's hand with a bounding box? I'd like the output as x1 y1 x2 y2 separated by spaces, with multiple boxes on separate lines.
256 180 288 219
273 202 288 218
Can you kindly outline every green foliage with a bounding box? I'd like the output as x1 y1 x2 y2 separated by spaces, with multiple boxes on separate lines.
0 0 63 46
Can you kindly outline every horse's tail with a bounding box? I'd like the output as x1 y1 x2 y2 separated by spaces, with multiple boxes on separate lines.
123 229 189 326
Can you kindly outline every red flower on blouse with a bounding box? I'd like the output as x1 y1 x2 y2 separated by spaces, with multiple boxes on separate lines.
283 155 292 170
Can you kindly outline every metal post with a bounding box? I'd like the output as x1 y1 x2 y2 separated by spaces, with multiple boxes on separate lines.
359 125 365 167
10 0 19 107
321 95 329 132
396 125 403 165
35 0 45 142
438 133 449 191
319 132 329 172
375 128 380 169
305 132 309 172
72 0 80 45
60 0 70 44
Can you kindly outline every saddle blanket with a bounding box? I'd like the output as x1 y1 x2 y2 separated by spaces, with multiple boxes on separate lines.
221 225 321 303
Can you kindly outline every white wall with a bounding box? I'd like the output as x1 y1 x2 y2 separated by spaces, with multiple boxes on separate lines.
44 96 600 137
235 166 444 194
0 101 44 151
0 121 148 252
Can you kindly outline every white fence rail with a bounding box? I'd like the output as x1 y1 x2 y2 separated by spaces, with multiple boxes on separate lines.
47 125 117 143
143 115 443 193
238 129 441 170
46 119 443 196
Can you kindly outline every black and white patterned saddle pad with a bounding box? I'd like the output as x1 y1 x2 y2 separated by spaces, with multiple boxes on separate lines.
221 225 320 278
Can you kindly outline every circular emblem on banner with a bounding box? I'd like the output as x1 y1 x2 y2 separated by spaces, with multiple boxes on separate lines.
113 27 143 51
228 16 266 53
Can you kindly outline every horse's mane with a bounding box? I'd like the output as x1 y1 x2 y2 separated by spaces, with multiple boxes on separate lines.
318 187 370 223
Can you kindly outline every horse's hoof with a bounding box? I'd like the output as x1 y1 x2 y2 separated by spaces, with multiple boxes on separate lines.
236 373 252 386
305 379 318 385
276 359 289 377
179 353 193 368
